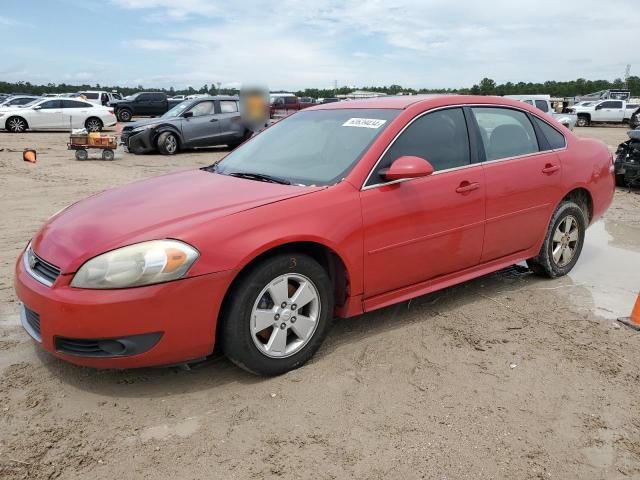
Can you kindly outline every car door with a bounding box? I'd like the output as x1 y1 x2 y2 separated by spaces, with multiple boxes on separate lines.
215 100 244 143
471 106 564 263
180 100 219 146
30 100 63 129
360 107 485 297
598 100 625 122
59 100 88 128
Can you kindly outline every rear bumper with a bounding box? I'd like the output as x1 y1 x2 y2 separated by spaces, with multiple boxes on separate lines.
14 250 234 368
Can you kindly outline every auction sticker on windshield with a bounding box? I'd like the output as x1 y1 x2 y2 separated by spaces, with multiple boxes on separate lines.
342 118 387 129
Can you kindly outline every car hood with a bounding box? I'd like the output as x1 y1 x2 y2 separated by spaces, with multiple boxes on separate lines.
31 170 323 274
126 117 174 129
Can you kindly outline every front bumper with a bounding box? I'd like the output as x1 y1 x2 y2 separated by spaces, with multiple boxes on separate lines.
122 128 156 154
14 250 234 368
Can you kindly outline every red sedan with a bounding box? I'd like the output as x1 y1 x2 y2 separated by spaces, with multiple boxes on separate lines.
15 95 615 375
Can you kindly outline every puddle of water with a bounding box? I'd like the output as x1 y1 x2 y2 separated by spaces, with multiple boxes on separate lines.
567 220 640 320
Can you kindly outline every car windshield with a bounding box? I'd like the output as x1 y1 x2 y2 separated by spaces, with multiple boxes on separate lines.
214 108 399 186
162 100 191 118
19 98 42 107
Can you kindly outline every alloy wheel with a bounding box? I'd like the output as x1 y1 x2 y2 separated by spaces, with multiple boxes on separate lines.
8 118 26 133
250 273 321 358
87 119 101 132
165 135 177 154
551 215 579 267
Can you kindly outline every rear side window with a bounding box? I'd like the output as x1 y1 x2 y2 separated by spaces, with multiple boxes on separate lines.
373 107 470 180
219 100 238 113
284 97 297 105
534 100 549 112
62 100 92 108
532 117 566 150
472 107 539 161
39 100 61 109
82 92 99 100
151 93 164 101
600 101 623 108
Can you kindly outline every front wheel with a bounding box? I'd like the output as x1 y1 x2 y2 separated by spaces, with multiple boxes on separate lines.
117 109 132 122
6 116 28 133
157 131 178 155
527 201 586 278
221 253 334 376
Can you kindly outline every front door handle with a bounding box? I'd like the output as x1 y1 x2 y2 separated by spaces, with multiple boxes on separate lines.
542 164 560 174
455 181 480 193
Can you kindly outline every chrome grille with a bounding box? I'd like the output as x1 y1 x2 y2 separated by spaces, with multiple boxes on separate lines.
24 245 61 287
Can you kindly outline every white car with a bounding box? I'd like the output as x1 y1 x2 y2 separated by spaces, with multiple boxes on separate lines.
0 97 117 133
0 95 40 109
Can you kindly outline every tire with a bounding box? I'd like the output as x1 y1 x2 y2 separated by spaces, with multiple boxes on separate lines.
527 201 586 278
85 117 103 132
576 116 590 128
156 131 178 155
75 149 88 161
6 116 28 133
101 149 115 161
117 109 132 122
221 253 334 376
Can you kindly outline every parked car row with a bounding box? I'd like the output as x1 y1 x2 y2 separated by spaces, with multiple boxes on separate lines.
1 97 116 132
15 95 615 374
568 99 639 127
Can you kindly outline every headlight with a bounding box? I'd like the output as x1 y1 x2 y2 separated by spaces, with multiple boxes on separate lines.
71 240 199 289
131 124 156 133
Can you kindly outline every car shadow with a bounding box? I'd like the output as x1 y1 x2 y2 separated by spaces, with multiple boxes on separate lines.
42 263 538 398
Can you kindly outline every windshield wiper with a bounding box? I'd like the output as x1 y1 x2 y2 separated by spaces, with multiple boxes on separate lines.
227 171 291 185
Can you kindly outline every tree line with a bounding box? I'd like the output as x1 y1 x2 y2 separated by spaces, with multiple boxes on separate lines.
2 76 639 98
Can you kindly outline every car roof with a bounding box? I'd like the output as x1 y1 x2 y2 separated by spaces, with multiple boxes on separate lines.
309 94 537 111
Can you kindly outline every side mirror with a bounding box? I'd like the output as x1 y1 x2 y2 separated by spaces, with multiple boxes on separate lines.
595 105 603 110
382 156 434 181
183 111 193 118
32 105 41 110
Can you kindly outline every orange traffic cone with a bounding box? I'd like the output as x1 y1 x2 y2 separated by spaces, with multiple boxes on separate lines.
618 293 640 331
23 149 36 163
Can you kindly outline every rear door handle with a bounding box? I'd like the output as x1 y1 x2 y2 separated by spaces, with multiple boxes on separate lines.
455 181 480 193
542 164 560 174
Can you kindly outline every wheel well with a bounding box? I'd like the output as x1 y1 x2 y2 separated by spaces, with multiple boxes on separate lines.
5 116 28 130
85 116 102 126
155 129 181 148
577 113 590 119
216 242 350 345
563 188 593 223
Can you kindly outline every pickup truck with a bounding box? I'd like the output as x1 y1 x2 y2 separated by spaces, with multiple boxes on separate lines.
504 95 577 130
568 99 634 127
108 92 182 122
269 95 314 118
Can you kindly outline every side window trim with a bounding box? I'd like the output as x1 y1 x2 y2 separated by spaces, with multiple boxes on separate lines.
529 113 567 151
528 112 551 151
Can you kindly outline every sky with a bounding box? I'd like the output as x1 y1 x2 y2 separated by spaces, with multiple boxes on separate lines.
0 0 637 91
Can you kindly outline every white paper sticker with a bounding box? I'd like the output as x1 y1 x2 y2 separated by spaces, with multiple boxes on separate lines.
342 118 387 129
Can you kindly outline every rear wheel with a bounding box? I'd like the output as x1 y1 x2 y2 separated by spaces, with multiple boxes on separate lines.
117 109 132 122
6 116 28 133
527 201 586 278
576 115 590 127
221 253 334 376
85 117 103 132
101 149 115 161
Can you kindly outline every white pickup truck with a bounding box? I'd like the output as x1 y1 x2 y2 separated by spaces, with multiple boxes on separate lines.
568 99 637 127
504 95 577 130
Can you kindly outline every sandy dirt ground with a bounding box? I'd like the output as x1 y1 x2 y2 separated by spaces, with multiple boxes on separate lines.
0 124 639 480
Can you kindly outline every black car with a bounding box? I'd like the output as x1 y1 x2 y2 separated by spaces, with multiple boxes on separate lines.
109 92 183 122
614 129 640 188
630 108 640 130
121 96 250 155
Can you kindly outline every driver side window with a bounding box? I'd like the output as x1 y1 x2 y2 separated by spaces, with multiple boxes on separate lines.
368 108 470 186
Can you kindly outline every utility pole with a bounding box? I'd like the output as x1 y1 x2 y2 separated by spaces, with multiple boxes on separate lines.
624 64 631 89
